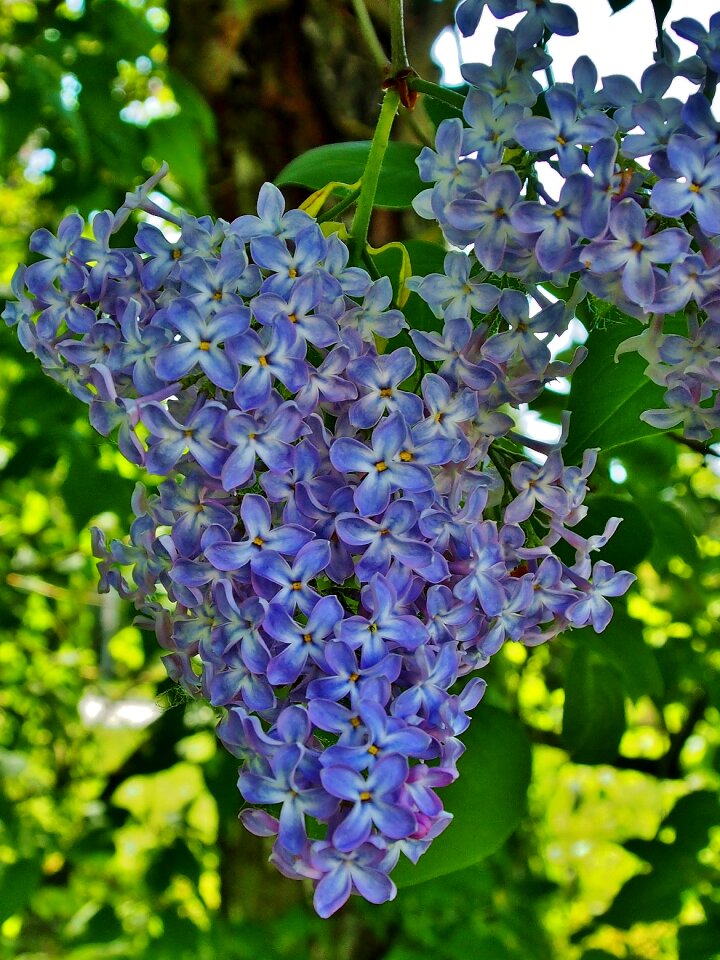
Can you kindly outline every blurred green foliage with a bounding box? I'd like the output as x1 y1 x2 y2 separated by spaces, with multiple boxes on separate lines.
1 2 720 959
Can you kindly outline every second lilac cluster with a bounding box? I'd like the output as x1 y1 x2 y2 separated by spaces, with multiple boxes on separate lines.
415 12 720 441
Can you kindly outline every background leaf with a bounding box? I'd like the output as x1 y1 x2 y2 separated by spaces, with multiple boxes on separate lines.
275 142 423 209
564 321 670 463
392 706 531 888
562 645 626 764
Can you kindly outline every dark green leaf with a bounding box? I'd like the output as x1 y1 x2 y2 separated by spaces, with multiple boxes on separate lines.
586 610 663 700
643 499 699 567
86 0 158 59
401 239 447 336
422 85 467 127
601 861 683 928
169 71 217 145
663 791 719 852
60 444 135 527
564 321 669 463
146 840 201 891
528 387 567 424
0 857 42 923
404 238 448 277
392 706 531 887
613 434 677 494
569 609 664 702
148 115 210 212
154 912 201 959
678 923 720 960
600 792 718 929
607 0 635 11
275 142 423 209
556 495 653 570
70 904 124 944
562 646 625 763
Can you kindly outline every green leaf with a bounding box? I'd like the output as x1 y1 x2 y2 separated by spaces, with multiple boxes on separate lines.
556 494 653 571
643 499 699 567
392 706 531 888
602 859 683 927
528 387 567 425
600 792 718 929
275 142 423 209
148 115 210 212
572 610 664 701
70 904 124 944
564 321 669 464
86 0 159 59
60 444 135 528
146 840 201 891
0 857 42 923
562 646 626 763
154 912 201 959
663 791 719 853
422 85 467 127
613 434 677 494
402 239 448 335
678 923 720 960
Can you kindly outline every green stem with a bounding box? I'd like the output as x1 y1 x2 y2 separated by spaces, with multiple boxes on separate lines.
361 248 381 281
389 0 410 72
407 76 465 111
351 0 388 71
348 88 400 261
318 184 363 223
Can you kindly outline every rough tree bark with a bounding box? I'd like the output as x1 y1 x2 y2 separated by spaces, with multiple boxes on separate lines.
166 0 449 219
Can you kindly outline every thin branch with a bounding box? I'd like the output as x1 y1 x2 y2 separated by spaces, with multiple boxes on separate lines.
350 0 388 72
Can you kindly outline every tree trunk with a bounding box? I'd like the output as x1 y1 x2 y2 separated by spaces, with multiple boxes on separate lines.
166 0 448 219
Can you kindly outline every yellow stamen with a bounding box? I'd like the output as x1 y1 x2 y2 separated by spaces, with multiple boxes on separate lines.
367 745 379 756
379 387 393 398
375 461 388 472
399 450 413 462
303 633 313 643
258 356 268 367
359 791 372 801
199 340 211 351
252 536 264 547
291 581 303 591
212 290 223 301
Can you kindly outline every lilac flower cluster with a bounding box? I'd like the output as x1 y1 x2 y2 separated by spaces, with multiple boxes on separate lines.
416 11 720 441
3 157 636 913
